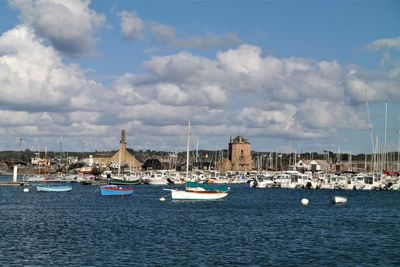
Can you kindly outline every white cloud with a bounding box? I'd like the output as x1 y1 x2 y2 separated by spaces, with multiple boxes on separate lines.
148 23 176 44
345 68 400 103
217 45 264 74
9 0 105 55
296 99 367 129
115 44 399 143
119 11 241 49
365 37 400 51
0 26 397 151
155 83 189 106
119 11 144 41
112 73 147 105
0 25 115 148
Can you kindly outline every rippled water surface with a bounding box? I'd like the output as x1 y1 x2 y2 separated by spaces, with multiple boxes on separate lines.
0 177 399 266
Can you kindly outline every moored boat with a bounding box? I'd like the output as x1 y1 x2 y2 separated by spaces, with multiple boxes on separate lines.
36 184 72 192
165 121 229 201
100 185 133 196
331 196 347 204
109 177 142 185
169 188 228 200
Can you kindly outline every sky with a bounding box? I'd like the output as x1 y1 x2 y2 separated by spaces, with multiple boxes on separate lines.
0 0 399 154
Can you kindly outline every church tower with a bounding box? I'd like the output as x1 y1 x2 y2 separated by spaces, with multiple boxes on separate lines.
120 129 127 151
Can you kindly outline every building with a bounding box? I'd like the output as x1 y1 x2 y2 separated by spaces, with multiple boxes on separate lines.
93 129 143 171
142 158 173 170
220 136 253 172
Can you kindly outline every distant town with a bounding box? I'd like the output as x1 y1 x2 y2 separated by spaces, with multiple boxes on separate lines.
1 129 399 176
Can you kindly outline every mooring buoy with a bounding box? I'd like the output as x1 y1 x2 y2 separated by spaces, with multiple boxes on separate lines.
301 198 309 206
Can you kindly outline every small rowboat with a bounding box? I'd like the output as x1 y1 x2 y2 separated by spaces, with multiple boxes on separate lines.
36 184 72 192
100 185 133 196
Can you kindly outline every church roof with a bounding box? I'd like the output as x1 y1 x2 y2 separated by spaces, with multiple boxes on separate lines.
93 148 144 163
126 148 144 163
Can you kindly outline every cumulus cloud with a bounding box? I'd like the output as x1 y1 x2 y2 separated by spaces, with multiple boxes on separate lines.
0 25 105 111
0 26 397 151
118 11 241 49
296 99 367 129
114 44 400 144
9 0 105 56
0 25 119 149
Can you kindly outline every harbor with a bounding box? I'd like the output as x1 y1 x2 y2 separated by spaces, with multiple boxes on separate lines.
1 130 399 191
0 129 398 265
0 0 399 266
1 176 399 266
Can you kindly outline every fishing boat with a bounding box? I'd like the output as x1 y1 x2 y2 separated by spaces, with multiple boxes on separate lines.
36 183 72 192
166 121 229 201
100 185 133 196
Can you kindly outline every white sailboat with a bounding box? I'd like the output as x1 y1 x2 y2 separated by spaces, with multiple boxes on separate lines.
166 121 229 200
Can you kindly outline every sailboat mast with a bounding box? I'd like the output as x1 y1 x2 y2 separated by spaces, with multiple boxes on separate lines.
365 90 375 161
384 102 388 172
82 136 85 160
117 147 121 178
186 121 191 178
196 140 198 164
397 128 400 172
60 135 63 171
18 138 22 162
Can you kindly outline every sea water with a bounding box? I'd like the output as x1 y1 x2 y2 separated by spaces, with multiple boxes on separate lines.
0 176 399 266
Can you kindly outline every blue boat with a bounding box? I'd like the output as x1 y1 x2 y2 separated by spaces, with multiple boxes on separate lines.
100 185 133 196
36 184 72 192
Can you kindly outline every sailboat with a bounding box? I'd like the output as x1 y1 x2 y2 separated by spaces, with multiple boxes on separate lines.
166 121 229 200
100 143 133 196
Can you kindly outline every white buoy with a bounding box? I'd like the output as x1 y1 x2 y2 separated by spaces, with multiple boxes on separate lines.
159 197 166 202
301 198 309 206
331 196 347 204
23 187 29 193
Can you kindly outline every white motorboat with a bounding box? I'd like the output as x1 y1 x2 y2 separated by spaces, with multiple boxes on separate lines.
144 171 169 185
168 188 228 200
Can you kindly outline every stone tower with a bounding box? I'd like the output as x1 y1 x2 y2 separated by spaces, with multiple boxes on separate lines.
228 136 253 171
120 129 127 150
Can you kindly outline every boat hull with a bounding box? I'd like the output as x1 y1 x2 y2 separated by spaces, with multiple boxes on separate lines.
109 178 142 185
170 189 227 200
36 185 72 192
100 185 133 196
145 178 169 185
186 181 229 193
